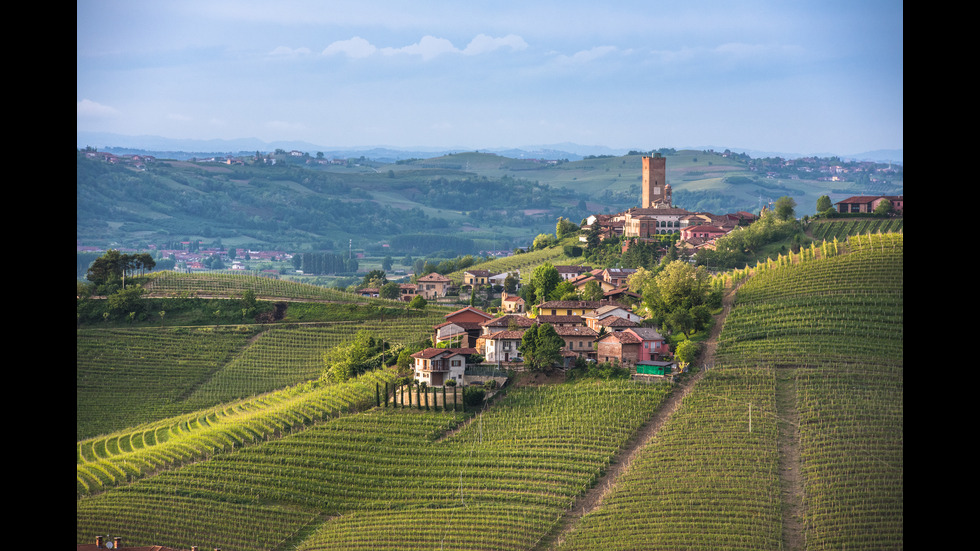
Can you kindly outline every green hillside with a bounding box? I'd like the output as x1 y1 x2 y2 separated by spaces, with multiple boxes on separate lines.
77 149 902 255
77 233 902 550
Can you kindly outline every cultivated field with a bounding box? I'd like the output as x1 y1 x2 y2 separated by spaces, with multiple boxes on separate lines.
77 233 902 550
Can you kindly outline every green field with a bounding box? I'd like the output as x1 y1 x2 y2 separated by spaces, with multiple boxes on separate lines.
77 235 902 549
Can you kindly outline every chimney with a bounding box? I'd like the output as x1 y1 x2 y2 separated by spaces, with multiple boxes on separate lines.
95 536 104 547
114 537 123 548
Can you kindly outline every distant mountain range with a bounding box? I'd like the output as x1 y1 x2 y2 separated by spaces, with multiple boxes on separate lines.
76 131 903 165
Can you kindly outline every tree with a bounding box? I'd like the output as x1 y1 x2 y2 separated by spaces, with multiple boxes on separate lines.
379 281 401 300
581 280 604 301
362 269 387 288
532 233 555 251
503 273 519 293
874 198 893 217
382 255 393 271
774 196 797 221
816 195 833 213
675 339 701 367
549 280 577 301
530 263 560 305
324 330 381 382
585 223 601 252
642 260 711 326
408 295 427 310
556 217 579 240
519 323 564 372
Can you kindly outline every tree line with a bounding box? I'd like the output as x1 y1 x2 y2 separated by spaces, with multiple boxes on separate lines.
86 250 156 287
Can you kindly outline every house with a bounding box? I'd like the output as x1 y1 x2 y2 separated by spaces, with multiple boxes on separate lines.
594 316 640 331
479 313 535 336
554 325 598 359
416 272 452 299
582 305 643 332
536 300 618 317
622 206 693 238
411 348 476 387
398 283 418 301
488 271 519 289
500 292 526 313
555 265 593 281
595 330 643 366
535 314 586 327
624 327 669 361
679 224 729 242
463 270 493 286
835 195 904 214
435 307 494 347
602 286 642 304
357 288 379 298
600 268 637 288
482 330 526 363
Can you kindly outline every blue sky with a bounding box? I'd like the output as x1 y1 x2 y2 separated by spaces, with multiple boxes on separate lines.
77 1 903 156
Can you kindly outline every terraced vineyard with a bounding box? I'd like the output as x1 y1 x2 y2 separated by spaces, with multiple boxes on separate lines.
558 232 902 550
77 235 901 549
807 217 903 242
144 270 380 303
77 380 673 550
77 311 445 440
445 245 590 285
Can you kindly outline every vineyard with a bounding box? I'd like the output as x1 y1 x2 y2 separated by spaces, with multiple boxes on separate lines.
76 233 902 549
77 311 445 440
445 245 591 285
143 271 381 302
807 217 903 242
77 380 672 550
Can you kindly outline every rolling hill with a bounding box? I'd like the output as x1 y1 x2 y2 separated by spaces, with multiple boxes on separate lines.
76 232 903 550
77 148 902 256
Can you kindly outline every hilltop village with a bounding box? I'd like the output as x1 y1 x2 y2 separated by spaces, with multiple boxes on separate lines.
407 156 746 386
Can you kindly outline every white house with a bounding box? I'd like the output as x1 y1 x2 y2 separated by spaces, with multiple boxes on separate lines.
410 348 475 387
483 330 525 363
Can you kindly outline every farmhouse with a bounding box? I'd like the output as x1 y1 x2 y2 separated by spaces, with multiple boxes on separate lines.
500 291 526 313
434 306 494 347
416 272 452 299
554 325 598 359
835 195 904 214
595 330 643 366
582 305 643 332
411 348 476 387
463 270 492 286
482 330 525 363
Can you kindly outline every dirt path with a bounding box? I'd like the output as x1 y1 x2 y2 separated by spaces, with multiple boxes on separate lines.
776 367 805 550
539 285 739 550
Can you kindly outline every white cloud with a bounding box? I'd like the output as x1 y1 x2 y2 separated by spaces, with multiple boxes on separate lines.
556 45 618 64
381 35 458 60
322 36 377 58
463 34 528 55
269 45 312 57
323 34 528 61
77 99 119 118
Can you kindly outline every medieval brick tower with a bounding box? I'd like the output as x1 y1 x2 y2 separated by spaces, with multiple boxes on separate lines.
641 155 670 208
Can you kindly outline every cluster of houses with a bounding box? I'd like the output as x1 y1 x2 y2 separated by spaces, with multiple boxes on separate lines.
410 286 678 388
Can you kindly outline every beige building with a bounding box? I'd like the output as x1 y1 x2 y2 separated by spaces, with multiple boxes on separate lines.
416 273 452 299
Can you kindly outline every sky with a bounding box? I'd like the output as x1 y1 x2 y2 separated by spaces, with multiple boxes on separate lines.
77 1 903 156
